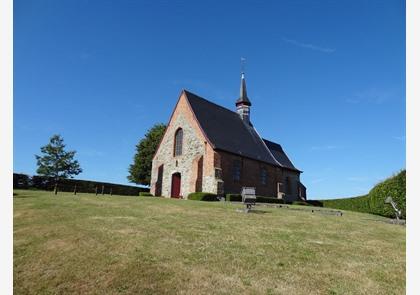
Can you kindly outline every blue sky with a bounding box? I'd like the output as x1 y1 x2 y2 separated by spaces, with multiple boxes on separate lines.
14 0 405 199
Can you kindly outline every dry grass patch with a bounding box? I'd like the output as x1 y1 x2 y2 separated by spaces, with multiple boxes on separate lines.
14 190 405 294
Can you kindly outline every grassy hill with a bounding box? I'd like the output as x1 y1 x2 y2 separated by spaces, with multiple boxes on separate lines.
320 170 406 219
14 190 405 294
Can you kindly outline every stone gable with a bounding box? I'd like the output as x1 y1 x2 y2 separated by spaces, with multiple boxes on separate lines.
150 92 219 198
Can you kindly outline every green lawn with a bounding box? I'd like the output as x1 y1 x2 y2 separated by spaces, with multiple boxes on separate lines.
14 190 405 295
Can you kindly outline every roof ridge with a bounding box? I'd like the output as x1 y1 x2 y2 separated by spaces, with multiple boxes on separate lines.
262 138 284 150
183 89 238 115
252 127 284 167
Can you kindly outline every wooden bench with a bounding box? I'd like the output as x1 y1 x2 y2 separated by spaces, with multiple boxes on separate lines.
241 187 256 212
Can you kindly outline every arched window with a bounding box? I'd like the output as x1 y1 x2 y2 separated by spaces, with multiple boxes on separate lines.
174 128 183 156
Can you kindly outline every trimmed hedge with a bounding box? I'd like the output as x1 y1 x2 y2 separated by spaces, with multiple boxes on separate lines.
225 194 242 202
13 173 149 196
320 170 406 219
13 173 30 189
369 170 406 219
139 192 154 197
225 193 284 204
256 196 284 204
322 195 371 214
188 192 219 201
305 200 323 207
292 201 311 206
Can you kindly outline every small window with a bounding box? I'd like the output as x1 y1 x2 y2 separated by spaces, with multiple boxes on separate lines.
260 167 267 185
174 128 183 156
233 160 241 181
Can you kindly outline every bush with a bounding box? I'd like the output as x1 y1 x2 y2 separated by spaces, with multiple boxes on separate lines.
225 194 283 204
292 201 311 206
13 173 31 189
139 192 154 197
226 194 284 204
305 200 323 207
225 194 242 202
187 192 218 201
256 196 284 204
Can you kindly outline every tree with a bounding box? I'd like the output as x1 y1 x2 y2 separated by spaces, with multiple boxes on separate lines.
128 123 166 185
35 135 82 193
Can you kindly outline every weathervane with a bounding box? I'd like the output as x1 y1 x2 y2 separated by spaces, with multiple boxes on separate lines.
240 57 246 75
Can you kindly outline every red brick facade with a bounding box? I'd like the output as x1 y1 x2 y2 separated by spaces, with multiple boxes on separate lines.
216 150 305 200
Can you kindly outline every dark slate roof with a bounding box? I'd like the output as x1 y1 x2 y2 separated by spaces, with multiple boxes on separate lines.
183 90 300 172
262 139 298 171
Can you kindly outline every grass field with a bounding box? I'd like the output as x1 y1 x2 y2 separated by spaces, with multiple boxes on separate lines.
14 190 405 295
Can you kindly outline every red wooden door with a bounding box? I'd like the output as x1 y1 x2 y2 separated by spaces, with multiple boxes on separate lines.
171 173 181 198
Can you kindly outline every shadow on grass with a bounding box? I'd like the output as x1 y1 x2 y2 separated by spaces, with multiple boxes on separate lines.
248 209 270 214
13 193 34 198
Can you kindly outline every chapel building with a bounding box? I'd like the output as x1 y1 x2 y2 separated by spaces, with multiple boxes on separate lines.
150 73 306 201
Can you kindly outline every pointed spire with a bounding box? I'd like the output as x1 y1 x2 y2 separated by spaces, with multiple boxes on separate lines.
236 72 252 106
236 70 252 124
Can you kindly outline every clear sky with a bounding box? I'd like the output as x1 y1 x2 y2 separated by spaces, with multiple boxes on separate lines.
14 0 405 199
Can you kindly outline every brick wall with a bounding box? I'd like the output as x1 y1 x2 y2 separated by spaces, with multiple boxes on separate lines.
218 150 302 200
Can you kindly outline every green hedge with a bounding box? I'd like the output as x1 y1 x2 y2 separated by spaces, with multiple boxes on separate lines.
139 192 154 197
305 200 323 207
13 173 31 189
187 192 219 201
256 196 284 204
225 194 242 202
292 201 311 206
322 195 371 214
225 194 284 204
13 173 149 196
368 170 406 219
320 170 406 218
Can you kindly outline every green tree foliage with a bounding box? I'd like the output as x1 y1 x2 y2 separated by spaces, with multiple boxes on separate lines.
35 134 83 181
128 123 166 185
35 134 82 181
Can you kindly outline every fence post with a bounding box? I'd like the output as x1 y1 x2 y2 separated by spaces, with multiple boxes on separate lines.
110 188 113 196
74 184 77 195
54 183 58 195
95 186 98 196
101 185 105 195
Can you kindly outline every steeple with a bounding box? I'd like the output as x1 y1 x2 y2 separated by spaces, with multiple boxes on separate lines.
236 72 252 124
236 72 252 107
